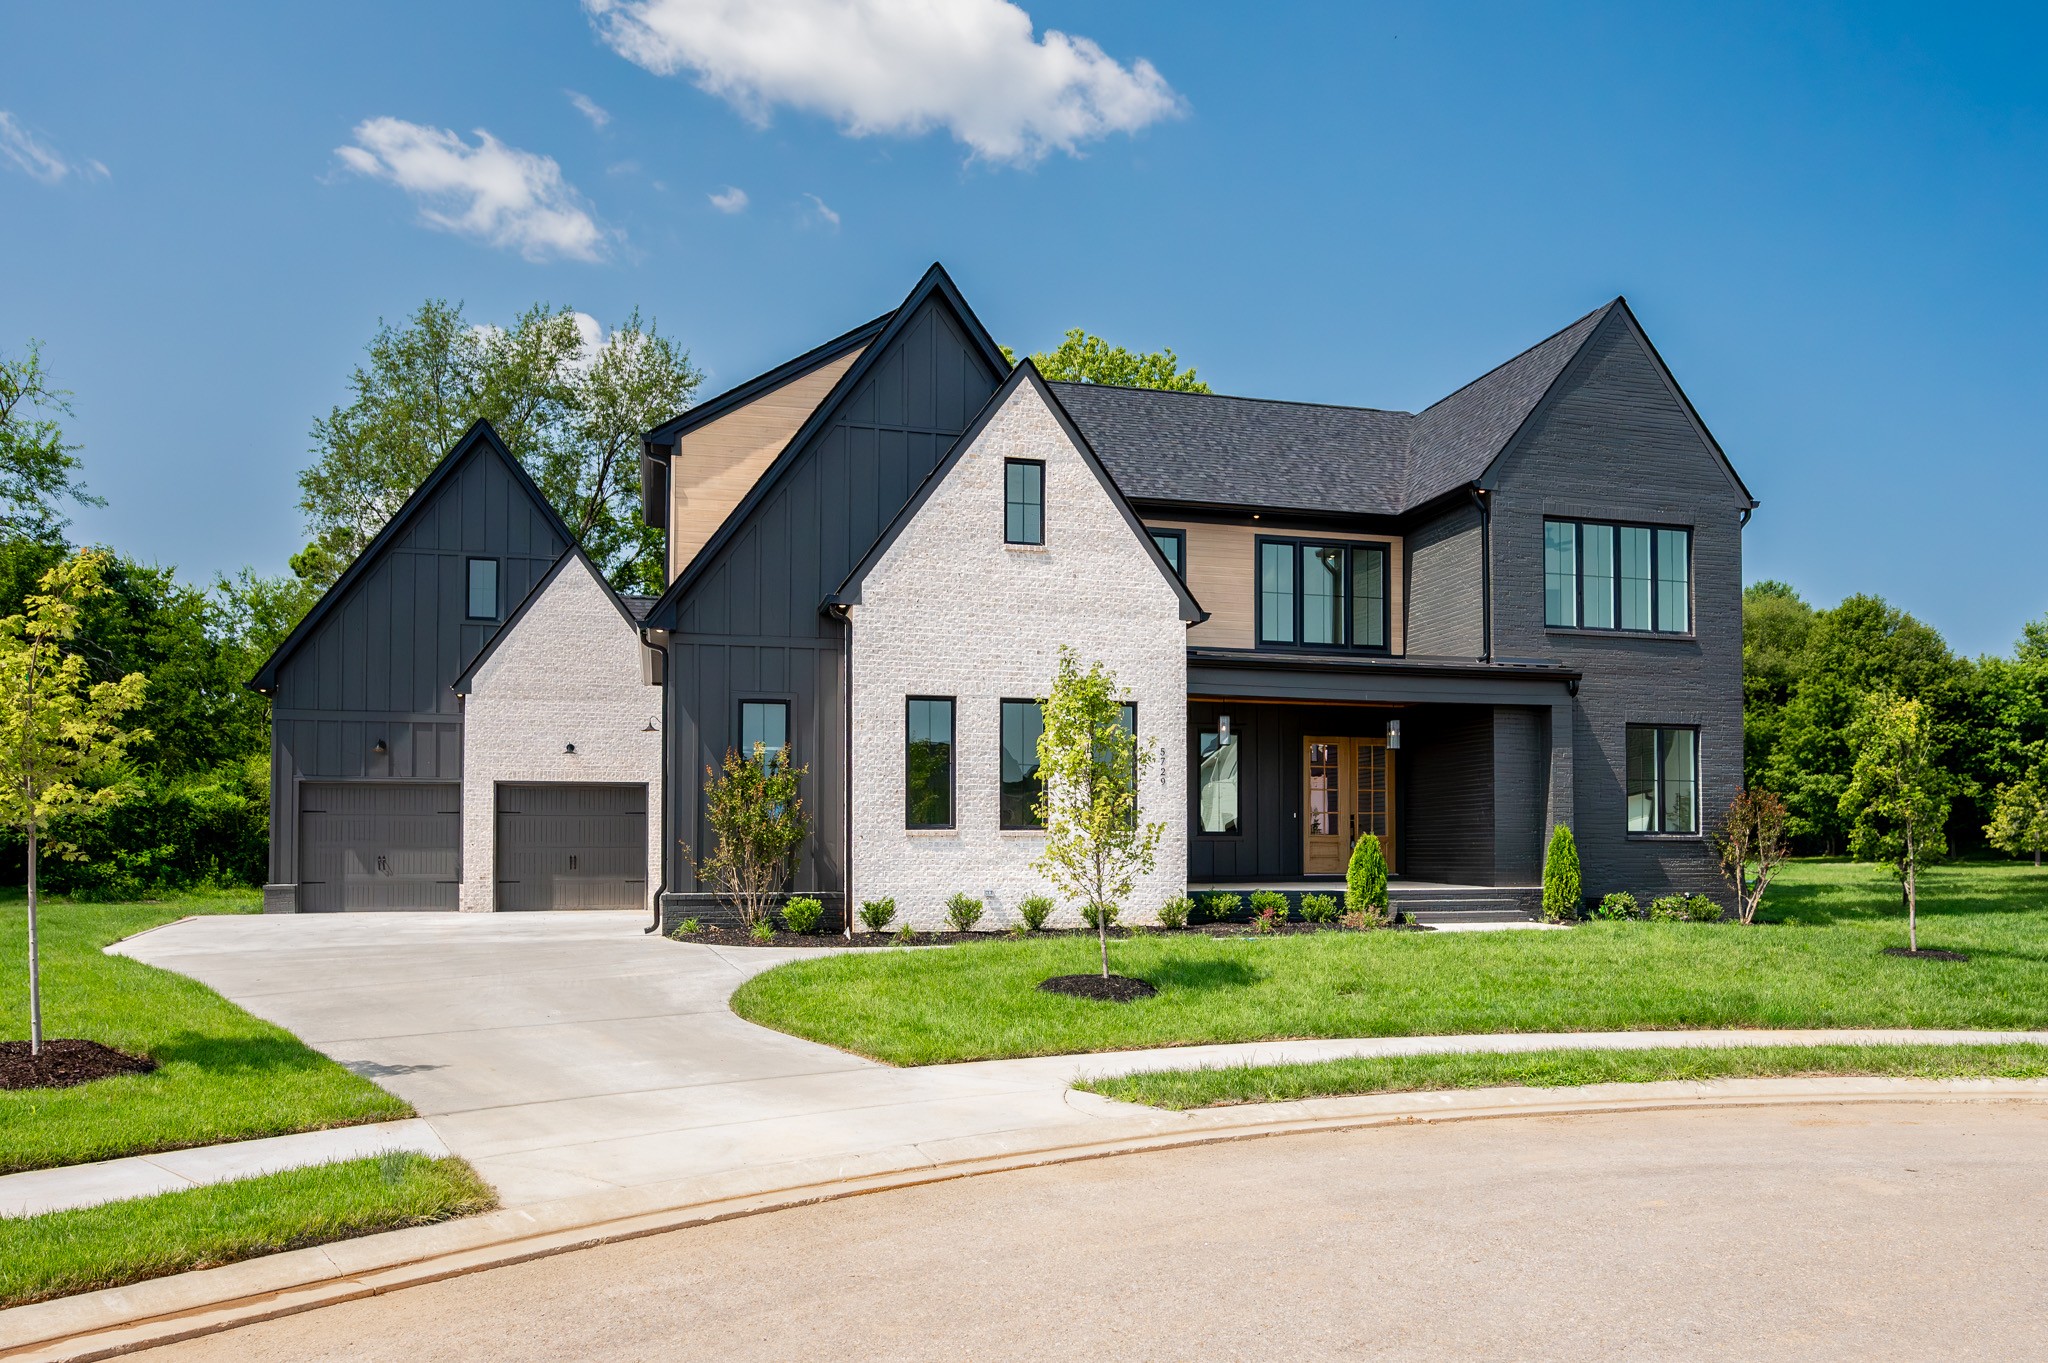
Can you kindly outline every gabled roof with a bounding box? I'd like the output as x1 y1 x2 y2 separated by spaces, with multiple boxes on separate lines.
642 311 890 450
450 543 642 695
831 361 1207 625
639 262 1011 631
248 420 577 693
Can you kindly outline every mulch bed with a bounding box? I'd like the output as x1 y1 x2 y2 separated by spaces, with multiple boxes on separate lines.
674 919 1430 949
0 1038 156 1092
1037 974 1158 1003
1883 946 1971 962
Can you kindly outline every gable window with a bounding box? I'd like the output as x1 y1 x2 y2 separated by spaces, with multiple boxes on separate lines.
1000 699 1045 828
1545 520 1691 634
905 697 954 829
739 700 790 768
1626 726 1698 835
1255 537 1392 652
1150 529 1186 578
466 558 500 620
1197 729 1239 835
1004 459 1044 545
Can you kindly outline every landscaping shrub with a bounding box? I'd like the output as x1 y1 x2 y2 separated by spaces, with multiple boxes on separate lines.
1346 834 1389 923
858 897 898 933
1298 892 1341 924
1017 894 1055 932
1197 891 1241 924
1591 891 1639 922
945 893 985 933
893 923 917 945
669 917 704 937
1157 895 1194 930
1647 893 1722 922
1542 824 1582 923
781 896 824 935
1248 890 1288 933
1081 901 1121 931
748 919 777 943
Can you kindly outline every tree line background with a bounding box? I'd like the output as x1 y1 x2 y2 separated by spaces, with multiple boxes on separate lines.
1 312 2036 896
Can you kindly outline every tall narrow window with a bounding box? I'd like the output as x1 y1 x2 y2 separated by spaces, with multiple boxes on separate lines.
1302 545 1346 645
1352 546 1387 648
1580 525 1616 629
905 697 954 829
1656 528 1690 633
999 699 1045 829
1618 526 1653 630
1259 542 1295 644
1543 522 1577 627
1004 459 1043 545
1626 725 1698 834
739 700 790 768
1197 730 1239 835
1150 529 1185 577
467 558 499 620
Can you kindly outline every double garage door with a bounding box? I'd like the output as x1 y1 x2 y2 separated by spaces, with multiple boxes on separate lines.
297 781 646 912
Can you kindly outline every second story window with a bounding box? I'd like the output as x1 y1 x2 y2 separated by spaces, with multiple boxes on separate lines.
739 699 790 769
466 558 499 620
1256 538 1391 652
1150 529 1186 577
1005 459 1044 545
1546 519 1691 634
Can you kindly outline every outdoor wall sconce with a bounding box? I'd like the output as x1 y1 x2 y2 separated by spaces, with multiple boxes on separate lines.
1217 714 1232 745
642 717 659 733
371 739 387 755
1386 720 1402 750
564 742 577 755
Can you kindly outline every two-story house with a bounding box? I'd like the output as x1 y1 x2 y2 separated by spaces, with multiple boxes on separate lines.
253 263 1751 925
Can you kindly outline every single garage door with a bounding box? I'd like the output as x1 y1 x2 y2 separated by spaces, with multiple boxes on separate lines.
299 782 461 913
495 783 648 911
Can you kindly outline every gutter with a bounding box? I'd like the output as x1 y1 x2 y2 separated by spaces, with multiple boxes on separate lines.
825 600 855 940
1467 485 1493 663
641 625 672 935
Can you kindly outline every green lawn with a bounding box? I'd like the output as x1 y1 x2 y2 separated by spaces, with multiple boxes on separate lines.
730 861 2048 1065
1078 1042 2048 1109
0 890 411 1173
0 1153 495 1308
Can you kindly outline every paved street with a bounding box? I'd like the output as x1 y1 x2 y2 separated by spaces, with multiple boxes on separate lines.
134 1100 2047 1362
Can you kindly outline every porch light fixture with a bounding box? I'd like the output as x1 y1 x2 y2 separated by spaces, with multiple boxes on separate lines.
642 717 659 733
564 742 577 755
1385 719 1401 750
371 739 387 756
1218 714 1232 744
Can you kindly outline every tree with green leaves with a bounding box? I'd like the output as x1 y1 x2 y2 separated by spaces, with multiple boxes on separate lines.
1985 762 2048 868
1841 691 1951 952
1006 330 1211 393
0 552 149 1052
1712 786 1790 924
1032 648 1163 978
1741 581 1815 789
1541 824 1581 923
687 744 808 930
1346 832 1388 925
297 300 700 595
0 341 103 539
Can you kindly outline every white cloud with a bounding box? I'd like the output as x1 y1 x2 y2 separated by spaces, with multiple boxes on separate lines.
708 185 748 213
336 118 610 262
582 0 1184 164
803 192 839 228
567 90 612 129
0 112 107 185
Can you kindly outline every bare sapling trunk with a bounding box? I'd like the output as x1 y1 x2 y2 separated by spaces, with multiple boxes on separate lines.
1905 824 1918 953
26 824 40 1055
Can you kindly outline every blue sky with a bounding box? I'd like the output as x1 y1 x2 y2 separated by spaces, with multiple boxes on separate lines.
3 1 2044 654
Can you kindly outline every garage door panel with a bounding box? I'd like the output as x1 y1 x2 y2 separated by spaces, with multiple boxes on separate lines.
496 783 648 911
299 782 460 913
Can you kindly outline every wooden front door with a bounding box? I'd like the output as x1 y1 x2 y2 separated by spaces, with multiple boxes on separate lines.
1301 737 1396 875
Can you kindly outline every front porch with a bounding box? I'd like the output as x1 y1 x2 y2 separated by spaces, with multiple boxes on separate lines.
1187 877 1544 924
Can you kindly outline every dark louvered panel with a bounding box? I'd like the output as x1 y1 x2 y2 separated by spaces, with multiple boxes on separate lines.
298 782 461 912
495 783 648 911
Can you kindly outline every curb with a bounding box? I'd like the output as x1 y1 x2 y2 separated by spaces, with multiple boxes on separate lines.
7 1076 2048 1361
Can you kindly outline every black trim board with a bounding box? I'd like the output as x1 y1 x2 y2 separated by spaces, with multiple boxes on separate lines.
249 420 580 693
642 312 892 448
450 543 645 695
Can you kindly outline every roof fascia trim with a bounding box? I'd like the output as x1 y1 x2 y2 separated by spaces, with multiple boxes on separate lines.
643 312 891 450
450 544 640 695
1605 300 1758 507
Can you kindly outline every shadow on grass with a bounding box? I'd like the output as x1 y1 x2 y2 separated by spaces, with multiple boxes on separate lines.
146 1032 343 1077
1143 956 1261 993
1763 860 2048 928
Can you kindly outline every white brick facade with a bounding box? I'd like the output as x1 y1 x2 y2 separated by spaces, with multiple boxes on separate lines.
458 555 663 911
848 379 1189 929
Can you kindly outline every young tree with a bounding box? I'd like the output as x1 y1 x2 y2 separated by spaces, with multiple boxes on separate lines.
1007 330 1211 393
686 745 808 929
1540 824 1581 923
1985 764 2048 868
0 552 148 1052
1032 649 1163 978
0 341 103 539
1346 832 1389 925
1712 787 1791 924
1840 691 1951 951
297 301 700 594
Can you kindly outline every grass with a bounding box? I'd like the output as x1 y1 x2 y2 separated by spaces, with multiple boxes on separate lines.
0 889 411 1173
1077 1042 2048 1109
730 860 2048 1065
0 1153 496 1309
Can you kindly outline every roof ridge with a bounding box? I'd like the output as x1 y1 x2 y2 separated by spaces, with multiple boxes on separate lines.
1049 379 1414 419
1416 298 1619 417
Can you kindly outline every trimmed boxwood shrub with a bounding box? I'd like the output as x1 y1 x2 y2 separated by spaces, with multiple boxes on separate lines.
1592 891 1639 921
1017 894 1055 931
1298 892 1341 924
945 893 985 933
858 897 898 933
1157 894 1194 930
1197 891 1241 924
781 896 824 934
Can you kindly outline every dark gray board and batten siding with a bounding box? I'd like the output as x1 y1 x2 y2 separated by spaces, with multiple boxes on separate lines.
657 289 1006 914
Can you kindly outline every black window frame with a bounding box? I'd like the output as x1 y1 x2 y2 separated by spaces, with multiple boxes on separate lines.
1004 458 1045 546
1252 535 1394 654
1193 726 1242 839
737 698 792 769
999 697 1046 830
904 696 956 830
1544 518 1693 636
1625 724 1701 837
465 557 500 621
1149 528 1187 579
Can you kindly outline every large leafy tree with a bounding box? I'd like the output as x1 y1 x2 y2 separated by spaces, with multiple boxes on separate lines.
0 342 103 538
1840 691 1951 952
1741 581 1814 789
296 301 700 596
1006 330 1211 393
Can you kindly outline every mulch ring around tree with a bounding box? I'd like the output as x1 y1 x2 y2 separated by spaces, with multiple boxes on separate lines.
1883 946 1971 963
1037 974 1159 1003
672 920 1432 949
0 1038 156 1092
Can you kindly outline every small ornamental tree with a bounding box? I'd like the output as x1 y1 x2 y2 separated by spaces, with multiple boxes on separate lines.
1985 766 2048 868
1541 824 1581 923
0 552 148 1054
687 744 808 930
1346 833 1389 924
1032 648 1162 979
1712 787 1791 924
1840 691 1950 952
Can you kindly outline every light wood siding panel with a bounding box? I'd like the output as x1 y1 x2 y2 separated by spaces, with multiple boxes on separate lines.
667 347 866 579
1146 520 1405 654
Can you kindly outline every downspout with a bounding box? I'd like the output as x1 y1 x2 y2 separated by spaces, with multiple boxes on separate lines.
1467 485 1493 663
641 625 672 935
827 600 855 939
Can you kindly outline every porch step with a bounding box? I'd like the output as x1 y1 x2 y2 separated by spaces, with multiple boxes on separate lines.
1389 885 1542 925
